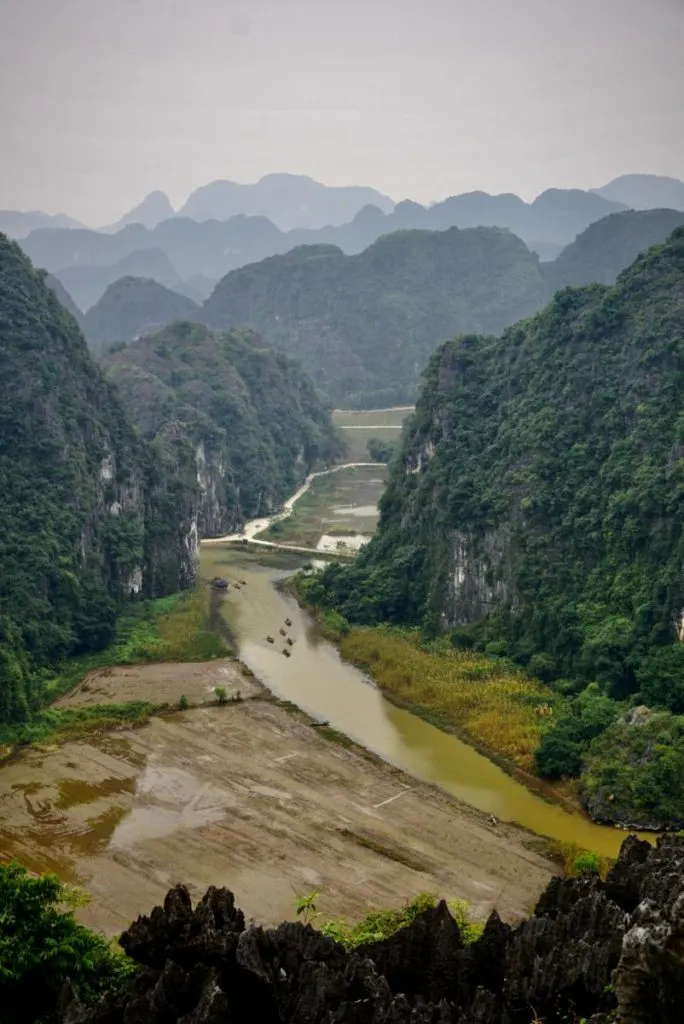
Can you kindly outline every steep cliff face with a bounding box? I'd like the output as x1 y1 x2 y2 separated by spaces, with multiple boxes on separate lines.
0 234 197 724
321 229 684 687
102 322 343 536
60 835 684 1024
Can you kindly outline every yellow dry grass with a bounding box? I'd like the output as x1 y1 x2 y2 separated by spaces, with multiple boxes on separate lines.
338 627 559 773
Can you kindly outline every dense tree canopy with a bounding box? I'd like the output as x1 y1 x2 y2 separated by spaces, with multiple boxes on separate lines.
203 227 549 407
102 321 343 533
0 234 173 724
310 228 684 826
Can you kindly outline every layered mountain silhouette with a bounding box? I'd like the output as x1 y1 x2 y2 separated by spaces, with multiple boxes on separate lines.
544 208 684 291
593 174 684 211
18 186 627 308
177 172 395 229
14 174 684 309
103 190 175 232
53 247 183 311
83 277 201 349
0 210 83 239
74 208 684 410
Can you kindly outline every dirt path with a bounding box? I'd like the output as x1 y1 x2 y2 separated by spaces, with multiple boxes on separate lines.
202 463 378 546
0 697 552 935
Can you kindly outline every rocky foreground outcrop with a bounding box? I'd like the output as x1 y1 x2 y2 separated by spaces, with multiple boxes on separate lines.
61 835 684 1024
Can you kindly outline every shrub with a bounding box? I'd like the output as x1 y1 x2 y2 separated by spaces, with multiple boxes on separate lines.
0 862 133 1024
320 893 483 950
637 644 684 713
572 850 602 875
214 686 228 705
534 732 583 778
178 694 189 710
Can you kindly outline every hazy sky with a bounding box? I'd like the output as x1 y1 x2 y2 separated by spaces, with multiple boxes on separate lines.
1 0 683 224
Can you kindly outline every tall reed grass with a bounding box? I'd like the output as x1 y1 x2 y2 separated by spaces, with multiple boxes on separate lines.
338 626 561 772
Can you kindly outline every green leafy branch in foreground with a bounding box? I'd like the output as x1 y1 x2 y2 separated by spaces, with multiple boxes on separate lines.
296 891 484 949
0 862 134 1024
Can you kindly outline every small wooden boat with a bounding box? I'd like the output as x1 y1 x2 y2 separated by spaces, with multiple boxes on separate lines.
286 637 294 647
266 636 275 644
282 648 291 657
279 627 286 636
285 618 292 627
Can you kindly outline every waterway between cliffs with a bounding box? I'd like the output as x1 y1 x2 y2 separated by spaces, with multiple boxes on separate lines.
200 470 645 860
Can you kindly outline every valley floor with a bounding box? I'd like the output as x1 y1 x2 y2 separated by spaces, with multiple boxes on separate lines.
0 662 552 936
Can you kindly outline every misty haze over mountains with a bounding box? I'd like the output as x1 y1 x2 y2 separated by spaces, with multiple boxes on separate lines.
7 171 684 312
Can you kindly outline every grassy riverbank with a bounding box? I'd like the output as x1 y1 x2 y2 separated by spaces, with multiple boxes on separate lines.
335 625 561 774
293 573 563 777
0 587 225 757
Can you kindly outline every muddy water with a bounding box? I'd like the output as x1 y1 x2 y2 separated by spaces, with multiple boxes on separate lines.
202 546 642 859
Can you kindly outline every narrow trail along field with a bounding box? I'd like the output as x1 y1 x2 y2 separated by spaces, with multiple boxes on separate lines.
0 686 552 935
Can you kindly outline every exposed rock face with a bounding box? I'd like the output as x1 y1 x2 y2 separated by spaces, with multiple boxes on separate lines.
0 234 199 720
102 322 343 537
61 835 684 1024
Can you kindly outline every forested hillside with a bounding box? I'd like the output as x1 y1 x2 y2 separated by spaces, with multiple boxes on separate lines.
0 235 198 725
102 322 342 536
310 228 684 827
203 227 548 407
84 276 201 349
545 208 684 291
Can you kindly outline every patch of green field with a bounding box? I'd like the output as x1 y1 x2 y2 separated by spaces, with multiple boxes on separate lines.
335 425 400 463
257 466 386 548
333 407 413 428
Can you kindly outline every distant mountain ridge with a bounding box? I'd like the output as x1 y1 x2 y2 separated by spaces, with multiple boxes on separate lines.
0 210 83 239
53 247 183 311
18 186 627 308
103 191 175 233
84 277 201 349
78 208 684 403
544 208 684 292
202 226 549 407
593 174 684 211
178 173 395 230
13 173 684 309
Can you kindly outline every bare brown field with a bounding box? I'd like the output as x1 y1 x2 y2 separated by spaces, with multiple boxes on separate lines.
0 698 552 934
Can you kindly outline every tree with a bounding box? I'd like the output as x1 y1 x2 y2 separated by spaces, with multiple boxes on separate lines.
367 437 397 463
0 862 133 1024
534 732 583 778
637 644 684 713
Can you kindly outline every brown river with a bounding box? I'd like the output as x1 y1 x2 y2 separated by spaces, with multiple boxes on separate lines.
201 545 642 859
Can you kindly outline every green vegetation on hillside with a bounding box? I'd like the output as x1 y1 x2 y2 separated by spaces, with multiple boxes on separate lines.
318 892 483 949
103 322 343 535
0 234 197 727
203 228 549 407
0 588 223 754
84 275 201 349
0 862 133 1024
308 228 684 827
545 208 684 291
